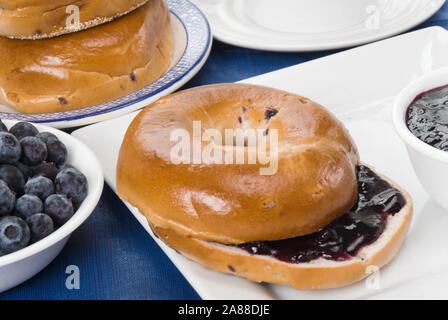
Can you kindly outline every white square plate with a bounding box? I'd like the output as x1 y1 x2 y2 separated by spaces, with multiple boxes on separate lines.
72 26 448 300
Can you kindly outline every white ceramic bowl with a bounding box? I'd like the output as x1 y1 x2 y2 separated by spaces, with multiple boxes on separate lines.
0 120 104 292
393 67 448 210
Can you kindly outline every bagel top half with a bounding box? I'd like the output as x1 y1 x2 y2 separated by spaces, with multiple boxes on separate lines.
117 84 360 244
0 0 150 39
0 0 173 114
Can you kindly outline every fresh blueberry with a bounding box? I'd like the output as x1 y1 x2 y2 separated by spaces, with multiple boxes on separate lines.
44 194 73 226
9 122 38 140
0 120 7 132
26 213 54 243
0 132 21 164
0 216 30 254
20 136 47 166
57 163 74 171
24 176 54 200
33 162 59 181
55 168 87 205
46 139 67 165
0 180 15 216
0 164 25 194
15 195 43 220
37 132 67 165
13 162 33 180
36 132 58 145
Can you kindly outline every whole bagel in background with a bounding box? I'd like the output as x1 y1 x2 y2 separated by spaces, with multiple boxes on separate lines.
117 83 360 244
0 0 173 114
0 0 150 39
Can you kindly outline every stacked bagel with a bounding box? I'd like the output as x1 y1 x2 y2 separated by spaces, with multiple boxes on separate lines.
0 0 173 113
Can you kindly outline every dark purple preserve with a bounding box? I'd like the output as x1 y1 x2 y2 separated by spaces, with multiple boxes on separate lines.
236 165 406 264
406 85 448 151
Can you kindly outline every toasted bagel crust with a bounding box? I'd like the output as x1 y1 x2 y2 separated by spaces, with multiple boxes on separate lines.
0 0 150 39
0 0 173 114
117 84 360 244
150 165 413 290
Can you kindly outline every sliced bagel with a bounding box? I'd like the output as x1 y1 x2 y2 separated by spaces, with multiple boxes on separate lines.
150 164 412 290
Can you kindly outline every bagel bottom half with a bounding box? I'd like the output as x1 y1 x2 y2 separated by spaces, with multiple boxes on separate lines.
149 164 412 290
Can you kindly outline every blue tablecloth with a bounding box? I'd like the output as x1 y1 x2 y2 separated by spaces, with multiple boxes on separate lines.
2 3 448 300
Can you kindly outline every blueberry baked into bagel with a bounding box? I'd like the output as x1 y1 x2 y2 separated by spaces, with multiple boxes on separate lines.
116 84 413 290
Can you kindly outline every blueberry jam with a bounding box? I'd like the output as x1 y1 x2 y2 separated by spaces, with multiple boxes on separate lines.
236 165 406 263
406 85 448 151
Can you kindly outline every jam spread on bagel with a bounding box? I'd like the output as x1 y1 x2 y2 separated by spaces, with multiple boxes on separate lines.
236 165 406 263
407 85 448 151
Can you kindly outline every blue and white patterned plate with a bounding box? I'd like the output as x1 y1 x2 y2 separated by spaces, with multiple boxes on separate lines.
0 0 212 128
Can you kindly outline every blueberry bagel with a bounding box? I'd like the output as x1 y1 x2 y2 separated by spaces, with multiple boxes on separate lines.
116 84 412 290
117 84 360 244
0 0 150 39
0 0 173 114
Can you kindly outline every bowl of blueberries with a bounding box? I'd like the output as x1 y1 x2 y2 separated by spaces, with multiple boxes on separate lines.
0 119 103 292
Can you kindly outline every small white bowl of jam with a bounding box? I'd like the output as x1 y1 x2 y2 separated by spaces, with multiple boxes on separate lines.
393 67 448 210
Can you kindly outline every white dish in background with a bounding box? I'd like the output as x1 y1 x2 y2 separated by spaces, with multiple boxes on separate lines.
245 0 372 34
0 0 211 129
190 0 445 51
73 27 448 299
0 120 104 293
